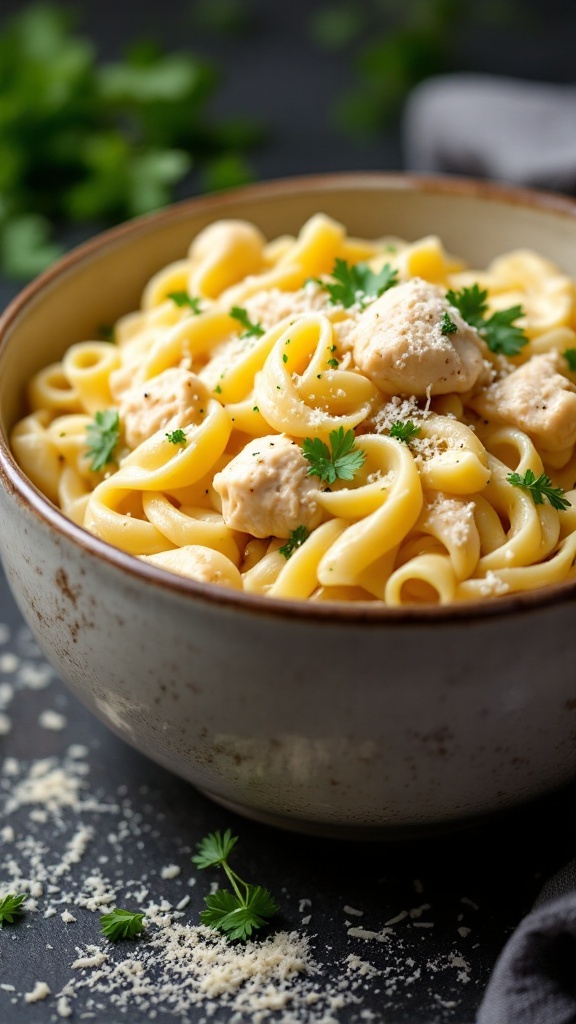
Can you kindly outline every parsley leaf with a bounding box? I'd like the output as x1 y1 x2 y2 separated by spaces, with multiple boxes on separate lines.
192 828 238 869
167 291 203 314
389 420 421 445
193 829 278 942
507 469 571 511
100 908 145 942
0 5 260 279
165 428 187 445
86 410 120 471
201 886 279 942
445 283 487 330
319 258 398 308
446 285 528 356
279 525 310 559
0 892 28 926
563 348 576 372
482 306 527 356
230 306 265 338
440 311 457 335
302 427 366 484
98 323 116 343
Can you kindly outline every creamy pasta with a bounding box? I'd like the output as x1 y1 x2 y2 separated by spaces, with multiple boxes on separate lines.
12 214 576 605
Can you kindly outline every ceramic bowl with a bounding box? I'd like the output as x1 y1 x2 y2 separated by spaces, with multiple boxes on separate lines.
1 173 575 838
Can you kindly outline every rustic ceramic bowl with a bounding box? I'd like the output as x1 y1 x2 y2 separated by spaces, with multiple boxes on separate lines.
1 174 575 838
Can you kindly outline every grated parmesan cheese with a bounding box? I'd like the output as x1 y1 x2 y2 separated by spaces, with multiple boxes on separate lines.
24 981 51 1003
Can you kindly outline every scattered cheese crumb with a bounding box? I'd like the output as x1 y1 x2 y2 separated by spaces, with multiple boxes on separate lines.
160 864 181 880
24 981 51 1003
72 948 109 970
38 709 68 731
57 994 73 1018
0 652 19 673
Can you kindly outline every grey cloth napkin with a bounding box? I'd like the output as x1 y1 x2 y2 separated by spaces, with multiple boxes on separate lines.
403 73 576 192
476 859 576 1024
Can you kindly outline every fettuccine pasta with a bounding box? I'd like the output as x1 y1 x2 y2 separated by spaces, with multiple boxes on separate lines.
12 214 576 605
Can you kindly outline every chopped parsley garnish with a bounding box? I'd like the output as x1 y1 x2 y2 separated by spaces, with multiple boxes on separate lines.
230 306 265 338
100 908 145 942
327 357 339 368
167 291 203 314
507 468 570 511
98 323 116 343
279 525 310 559
193 829 278 942
302 427 366 484
0 892 27 926
86 410 120 472
446 284 528 356
0 5 263 281
165 428 186 445
563 348 576 372
440 311 457 335
389 420 421 445
317 258 398 309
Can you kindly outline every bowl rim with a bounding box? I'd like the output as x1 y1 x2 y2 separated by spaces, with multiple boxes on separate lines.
2 169 576 625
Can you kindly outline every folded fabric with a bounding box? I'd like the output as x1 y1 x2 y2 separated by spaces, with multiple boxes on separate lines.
476 859 576 1024
402 73 576 192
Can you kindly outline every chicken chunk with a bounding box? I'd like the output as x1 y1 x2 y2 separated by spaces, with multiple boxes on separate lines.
470 352 576 452
351 277 487 396
213 434 323 538
120 368 209 449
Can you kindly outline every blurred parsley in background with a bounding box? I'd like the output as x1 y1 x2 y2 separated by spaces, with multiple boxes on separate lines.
308 0 525 134
0 3 262 278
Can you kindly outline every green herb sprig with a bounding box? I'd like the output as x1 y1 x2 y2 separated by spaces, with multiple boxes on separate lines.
279 525 310 559
0 4 260 279
193 829 278 942
389 420 421 445
167 292 203 314
86 410 120 471
0 893 28 926
302 427 366 484
165 428 187 445
440 311 457 335
100 908 145 942
507 468 570 511
563 348 576 372
230 306 265 338
446 284 527 356
317 258 398 309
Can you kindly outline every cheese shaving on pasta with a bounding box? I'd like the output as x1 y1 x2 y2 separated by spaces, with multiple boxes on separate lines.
11 214 576 605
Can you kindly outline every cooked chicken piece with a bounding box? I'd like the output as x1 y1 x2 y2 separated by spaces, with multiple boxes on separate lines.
213 434 323 538
120 368 209 449
351 277 487 396
470 352 576 452
141 546 242 589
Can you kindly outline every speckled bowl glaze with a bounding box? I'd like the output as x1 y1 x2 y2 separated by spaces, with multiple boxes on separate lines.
1 174 576 838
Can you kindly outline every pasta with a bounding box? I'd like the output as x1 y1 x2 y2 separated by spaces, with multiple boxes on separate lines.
11 213 576 605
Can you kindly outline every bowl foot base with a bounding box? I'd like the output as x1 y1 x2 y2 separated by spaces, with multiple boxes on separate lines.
195 787 493 840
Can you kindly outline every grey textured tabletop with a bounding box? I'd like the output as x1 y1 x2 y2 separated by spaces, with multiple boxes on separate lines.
2 2 576 1020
